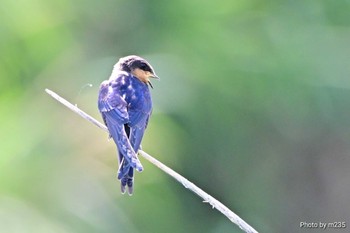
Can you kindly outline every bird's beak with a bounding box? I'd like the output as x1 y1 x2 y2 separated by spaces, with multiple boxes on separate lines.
149 74 160 80
147 73 159 89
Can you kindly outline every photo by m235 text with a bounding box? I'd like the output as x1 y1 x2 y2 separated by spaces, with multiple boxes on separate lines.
300 221 346 230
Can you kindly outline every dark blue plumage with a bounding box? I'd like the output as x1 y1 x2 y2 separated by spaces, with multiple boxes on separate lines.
98 55 158 195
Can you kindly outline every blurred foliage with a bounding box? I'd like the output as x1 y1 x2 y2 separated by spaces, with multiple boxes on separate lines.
1 0 350 232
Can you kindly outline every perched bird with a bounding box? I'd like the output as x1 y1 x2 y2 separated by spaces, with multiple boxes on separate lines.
98 55 159 195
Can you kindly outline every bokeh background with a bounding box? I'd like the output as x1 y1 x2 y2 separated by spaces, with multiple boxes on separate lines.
1 1 350 232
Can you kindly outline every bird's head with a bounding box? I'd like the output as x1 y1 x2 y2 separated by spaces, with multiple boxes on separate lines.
116 55 159 88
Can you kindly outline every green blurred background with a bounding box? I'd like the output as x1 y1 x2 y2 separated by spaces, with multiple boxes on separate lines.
1 0 350 232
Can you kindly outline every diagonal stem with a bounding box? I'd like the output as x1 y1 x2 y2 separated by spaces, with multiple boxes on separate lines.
45 88 259 233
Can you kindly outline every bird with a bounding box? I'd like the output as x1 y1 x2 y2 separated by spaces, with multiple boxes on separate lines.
98 55 159 195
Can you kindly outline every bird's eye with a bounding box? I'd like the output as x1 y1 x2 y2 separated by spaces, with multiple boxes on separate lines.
140 63 151 72
139 64 147 70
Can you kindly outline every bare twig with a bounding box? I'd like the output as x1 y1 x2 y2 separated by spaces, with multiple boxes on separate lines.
45 88 259 233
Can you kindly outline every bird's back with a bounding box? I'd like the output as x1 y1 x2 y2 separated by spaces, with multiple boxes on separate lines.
98 71 152 128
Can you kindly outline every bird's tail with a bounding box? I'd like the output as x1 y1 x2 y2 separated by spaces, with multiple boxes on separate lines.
117 126 144 195
118 158 134 195
105 115 143 172
105 115 143 195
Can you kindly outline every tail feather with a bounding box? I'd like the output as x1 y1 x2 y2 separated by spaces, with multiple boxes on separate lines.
105 114 143 172
120 169 134 195
104 113 144 195
117 158 131 179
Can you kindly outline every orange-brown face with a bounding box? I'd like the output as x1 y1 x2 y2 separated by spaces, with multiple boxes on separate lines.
131 68 157 83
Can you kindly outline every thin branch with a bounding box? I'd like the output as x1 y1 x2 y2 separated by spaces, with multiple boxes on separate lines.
45 89 109 133
45 88 259 233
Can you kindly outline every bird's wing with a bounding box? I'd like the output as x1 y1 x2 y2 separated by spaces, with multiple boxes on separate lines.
98 80 129 124
98 76 143 175
128 110 149 127
127 88 152 128
129 124 147 153
104 114 143 177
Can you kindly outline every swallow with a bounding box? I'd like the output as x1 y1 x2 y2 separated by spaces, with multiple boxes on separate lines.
98 55 159 195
